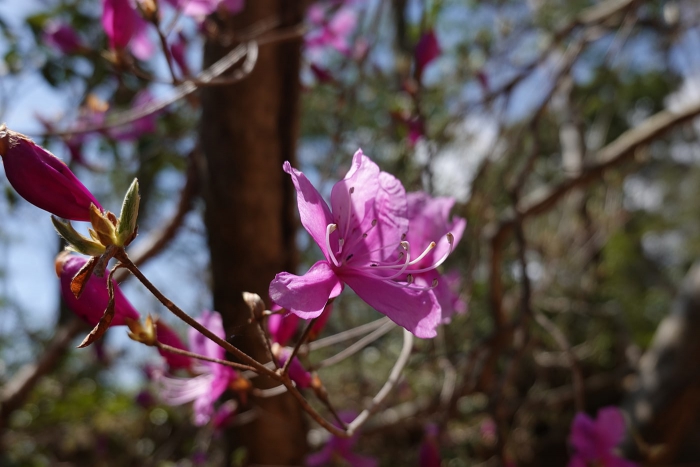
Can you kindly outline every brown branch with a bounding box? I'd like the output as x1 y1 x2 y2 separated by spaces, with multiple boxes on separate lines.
533 311 585 412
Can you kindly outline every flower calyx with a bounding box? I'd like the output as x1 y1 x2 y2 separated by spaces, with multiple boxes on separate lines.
126 315 157 346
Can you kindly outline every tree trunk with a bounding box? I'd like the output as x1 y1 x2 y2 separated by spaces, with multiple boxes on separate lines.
199 1 307 464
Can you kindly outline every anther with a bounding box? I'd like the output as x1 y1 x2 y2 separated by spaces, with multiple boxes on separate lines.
349 187 355 194
407 274 414 284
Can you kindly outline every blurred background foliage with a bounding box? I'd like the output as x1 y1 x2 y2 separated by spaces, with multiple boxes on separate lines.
1 0 700 465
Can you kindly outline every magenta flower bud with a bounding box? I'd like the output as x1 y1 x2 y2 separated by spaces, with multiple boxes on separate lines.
156 322 192 370
102 0 154 60
275 346 312 389
415 30 441 78
56 253 139 326
419 424 441 467
0 126 101 221
43 21 84 54
268 306 300 347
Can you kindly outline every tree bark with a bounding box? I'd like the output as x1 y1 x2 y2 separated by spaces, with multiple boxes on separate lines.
199 1 307 464
623 262 700 463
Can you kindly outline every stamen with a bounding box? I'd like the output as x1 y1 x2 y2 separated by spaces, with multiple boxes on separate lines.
404 233 455 274
325 224 341 267
407 241 436 266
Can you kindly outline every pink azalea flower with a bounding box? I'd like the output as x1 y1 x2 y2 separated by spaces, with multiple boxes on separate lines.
568 407 638 467
156 310 239 425
269 150 448 338
405 192 466 322
415 30 441 78
42 21 84 54
101 0 154 60
0 126 101 221
419 423 441 467
306 411 377 467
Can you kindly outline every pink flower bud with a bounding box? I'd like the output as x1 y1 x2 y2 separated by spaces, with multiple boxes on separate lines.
268 308 299 347
102 0 154 60
415 30 441 79
0 126 101 221
43 21 84 54
56 253 139 326
155 322 192 370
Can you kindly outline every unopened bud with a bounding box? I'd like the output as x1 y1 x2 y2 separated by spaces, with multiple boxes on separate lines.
0 124 101 221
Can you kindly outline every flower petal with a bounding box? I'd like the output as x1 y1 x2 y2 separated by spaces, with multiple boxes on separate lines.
284 161 334 258
188 310 226 362
569 412 597 460
269 261 343 319
366 171 408 259
413 269 465 323
594 407 627 450
341 271 440 338
330 149 379 242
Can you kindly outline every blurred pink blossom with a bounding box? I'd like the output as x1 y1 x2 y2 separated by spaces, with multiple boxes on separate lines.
415 30 441 79
568 407 638 467
306 411 377 467
156 310 239 425
101 0 154 60
43 21 84 54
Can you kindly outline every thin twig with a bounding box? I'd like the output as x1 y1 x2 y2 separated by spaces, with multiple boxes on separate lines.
533 311 585 412
155 342 257 372
282 317 318 375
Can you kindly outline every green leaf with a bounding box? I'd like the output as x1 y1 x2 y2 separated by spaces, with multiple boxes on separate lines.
51 216 106 256
117 178 140 246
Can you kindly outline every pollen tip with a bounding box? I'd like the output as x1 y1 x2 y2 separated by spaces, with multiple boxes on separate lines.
371 219 378 226
328 224 337 233
429 241 436 249
447 232 454 244
349 187 355 194
406 274 414 284
400 241 409 250
432 278 438 287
